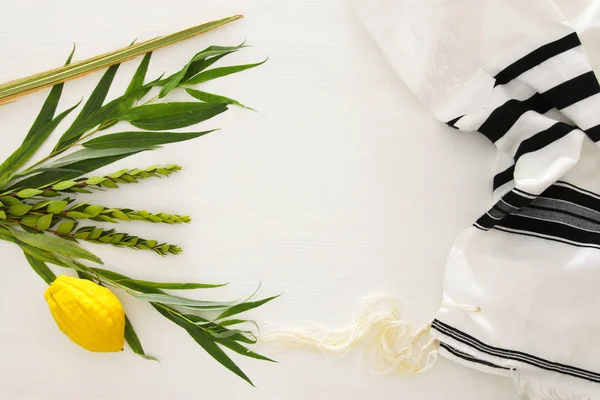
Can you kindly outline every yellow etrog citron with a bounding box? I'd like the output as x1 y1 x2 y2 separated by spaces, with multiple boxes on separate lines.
44 275 125 352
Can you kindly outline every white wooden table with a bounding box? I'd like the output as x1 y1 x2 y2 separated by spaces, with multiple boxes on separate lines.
0 1 518 398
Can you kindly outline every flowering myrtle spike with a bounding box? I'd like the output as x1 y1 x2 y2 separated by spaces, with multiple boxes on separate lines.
0 197 190 224
5 164 182 198
0 214 182 256
68 226 183 256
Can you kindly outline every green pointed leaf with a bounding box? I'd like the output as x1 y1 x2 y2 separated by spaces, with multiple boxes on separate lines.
16 189 44 198
10 150 150 190
91 267 163 294
182 43 246 83
69 187 92 194
65 44 76 64
23 252 56 285
0 100 80 185
115 280 227 290
83 205 104 217
32 201 56 211
0 197 22 206
118 102 227 131
125 315 159 362
215 337 275 363
186 88 253 110
9 227 102 263
82 130 215 149
47 200 68 214
56 220 76 234
0 211 6 220
125 53 151 98
21 214 39 227
217 295 279 320
46 147 158 169
37 213 53 231
155 43 243 97
137 73 164 100
88 228 103 240
133 293 237 309
7 204 33 216
53 64 120 153
153 304 254 386
158 68 188 99
185 59 267 85
100 179 119 189
110 210 129 221
51 180 78 190
218 319 249 327
65 211 91 219
23 48 74 142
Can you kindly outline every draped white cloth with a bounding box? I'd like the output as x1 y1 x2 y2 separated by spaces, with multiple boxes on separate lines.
354 1 600 398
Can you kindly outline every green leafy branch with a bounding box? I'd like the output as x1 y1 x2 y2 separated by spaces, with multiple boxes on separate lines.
2 164 182 198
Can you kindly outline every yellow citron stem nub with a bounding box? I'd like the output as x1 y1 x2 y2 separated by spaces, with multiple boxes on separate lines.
44 275 125 353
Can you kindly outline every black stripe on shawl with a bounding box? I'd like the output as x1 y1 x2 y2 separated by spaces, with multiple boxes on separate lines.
513 122 576 161
542 71 600 110
478 93 553 143
439 342 509 371
494 33 581 85
432 319 600 383
493 165 515 191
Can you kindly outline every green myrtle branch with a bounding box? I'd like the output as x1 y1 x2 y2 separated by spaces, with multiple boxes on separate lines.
0 196 190 225
4 164 182 198
2 219 182 256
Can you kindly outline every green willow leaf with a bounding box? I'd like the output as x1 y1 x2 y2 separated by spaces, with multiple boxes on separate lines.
10 150 149 190
182 52 235 83
118 102 227 131
115 279 227 290
137 73 164 100
156 43 243 98
53 64 120 153
158 68 188 99
218 319 249 327
216 295 280 320
186 88 254 110
23 252 56 285
152 304 254 386
0 227 70 268
185 59 267 85
125 53 151 99
215 337 275 363
133 293 237 309
0 99 80 185
175 313 256 344
125 315 159 362
23 46 74 142
45 147 158 169
91 267 163 294
9 227 103 264
82 130 215 149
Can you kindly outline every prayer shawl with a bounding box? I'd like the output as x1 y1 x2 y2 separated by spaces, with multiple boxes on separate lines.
354 0 600 398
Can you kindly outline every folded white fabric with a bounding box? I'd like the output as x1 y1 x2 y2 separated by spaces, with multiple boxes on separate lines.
354 0 600 398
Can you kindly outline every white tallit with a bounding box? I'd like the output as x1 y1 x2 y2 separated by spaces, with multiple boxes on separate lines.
353 0 600 398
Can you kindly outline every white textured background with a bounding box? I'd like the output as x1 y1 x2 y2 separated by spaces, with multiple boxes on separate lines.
0 0 521 399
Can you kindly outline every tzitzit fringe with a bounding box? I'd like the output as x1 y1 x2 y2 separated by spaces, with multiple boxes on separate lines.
260 294 439 375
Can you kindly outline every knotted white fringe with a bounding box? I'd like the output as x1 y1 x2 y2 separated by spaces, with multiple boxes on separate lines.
513 371 600 400
260 294 439 375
